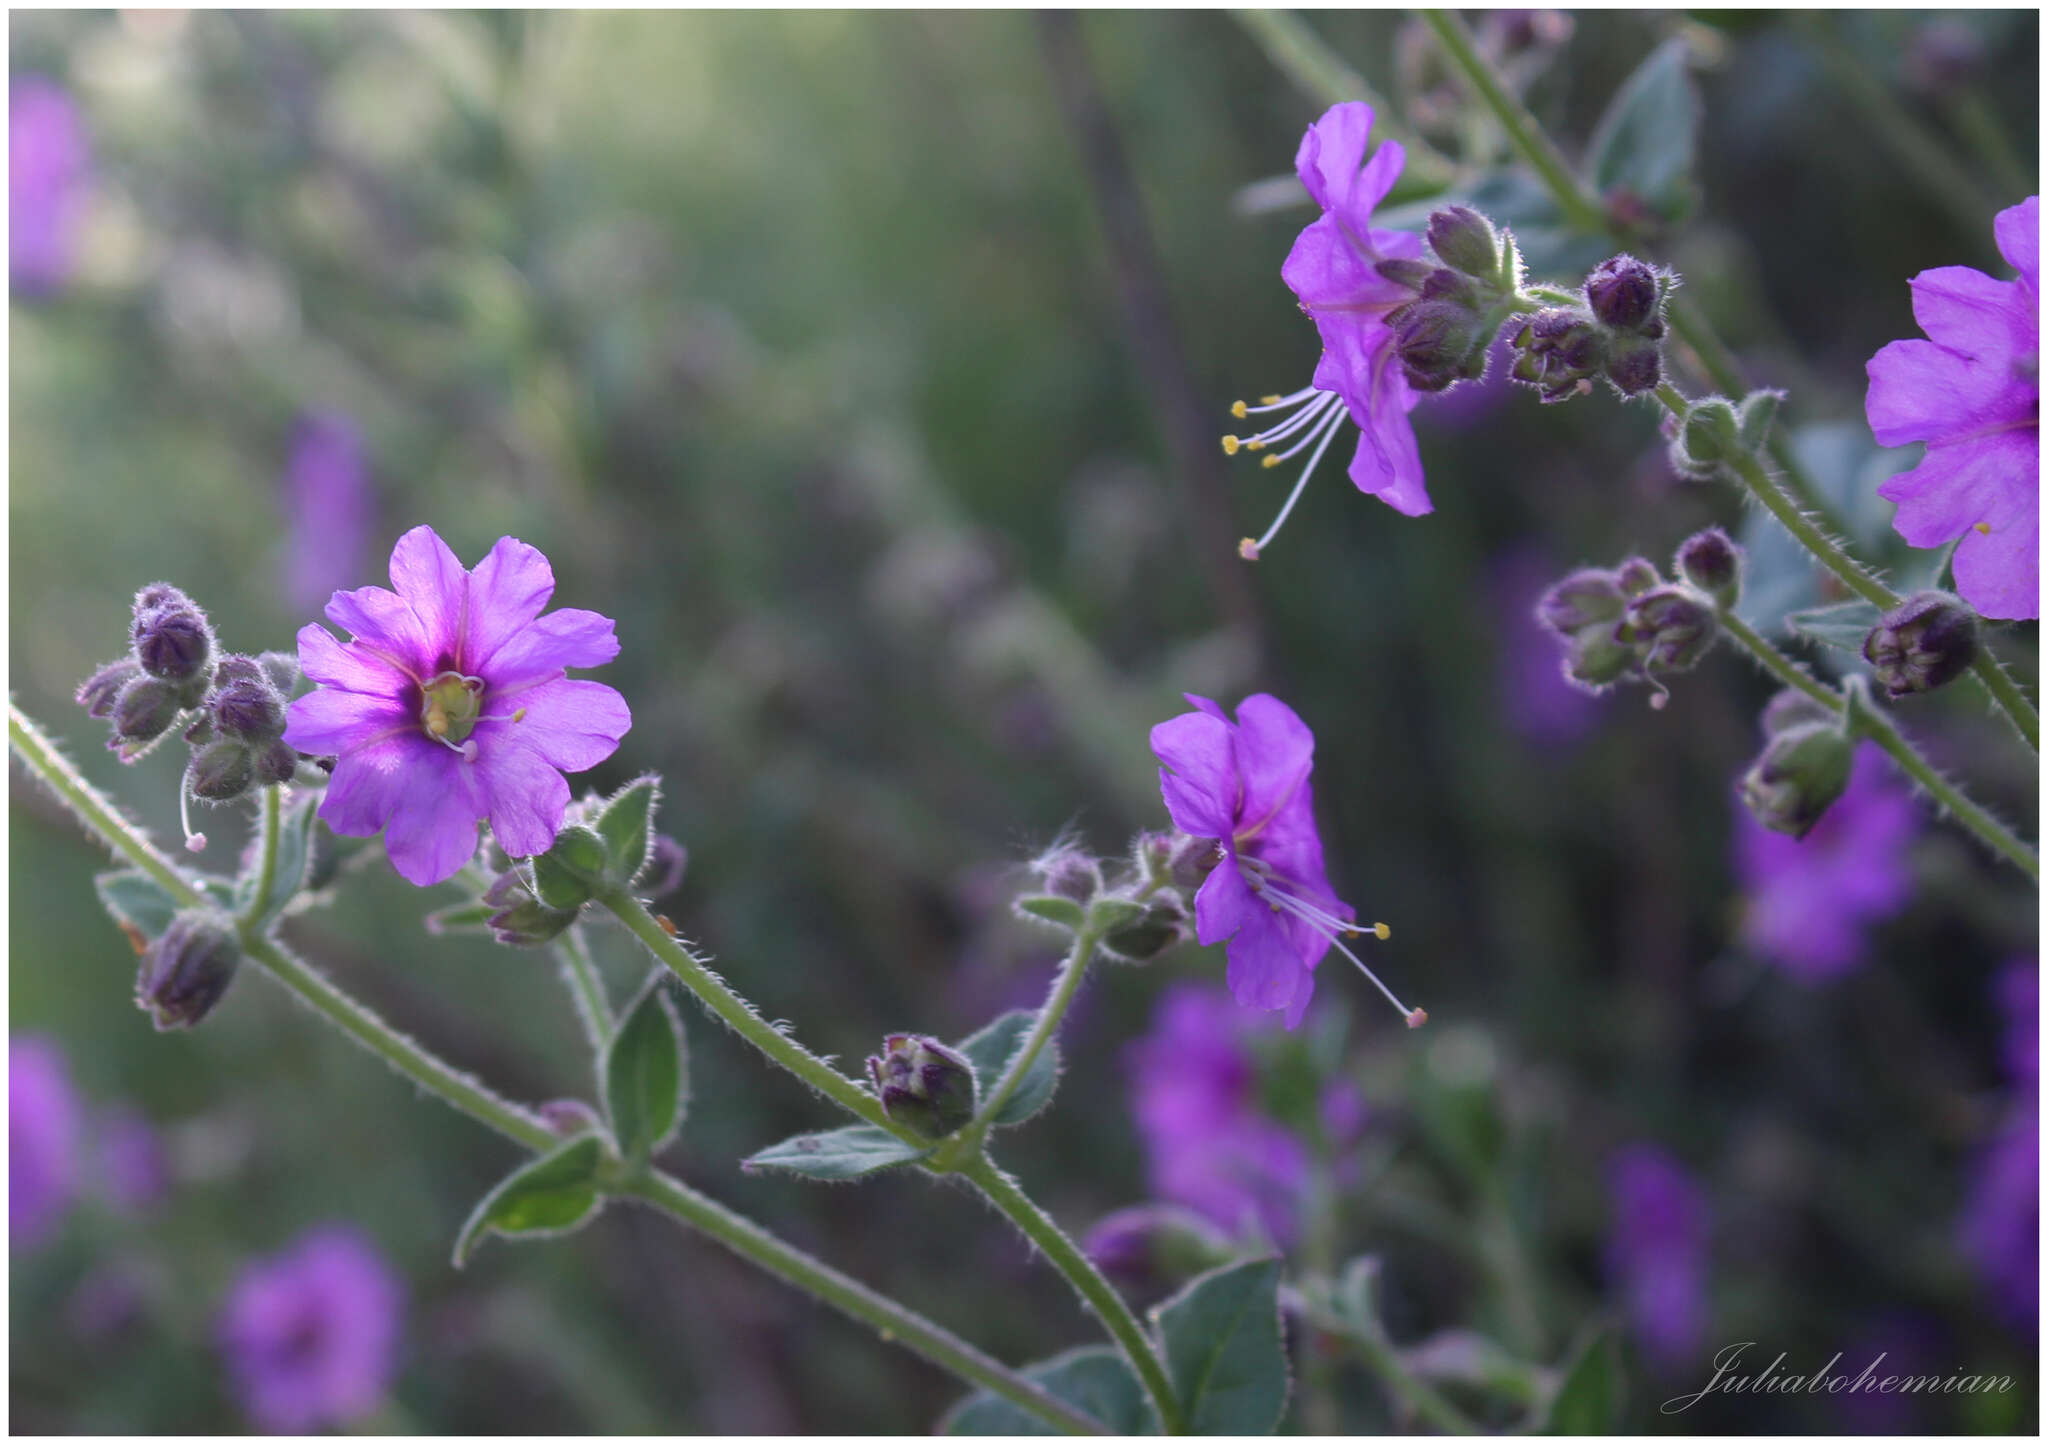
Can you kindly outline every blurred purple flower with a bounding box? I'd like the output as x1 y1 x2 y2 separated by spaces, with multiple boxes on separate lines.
1419 334 1516 430
1867 195 2039 620
95 1106 169 1214
282 411 375 618
1125 984 1309 1244
10 75 91 294
218 1224 405 1433
1606 1143 1711 1370
1957 1107 2038 1329
283 525 631 885
1995 955 2037 1087
11 1036 82 1248
1734 743 1917 983
1488 547 1604 746
1837 1312 1949 1433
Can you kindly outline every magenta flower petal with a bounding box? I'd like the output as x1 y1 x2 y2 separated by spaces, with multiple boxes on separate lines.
1151 711 1238 839
1192 857 1261 950
1995 194 2039 300
1230 694 1315 838
288 526 631 885
1292 101 1376 213
1885 429 2040 620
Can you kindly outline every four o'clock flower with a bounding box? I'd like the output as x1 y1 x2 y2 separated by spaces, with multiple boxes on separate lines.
1222 102 1431 559
283 525 631 886
1867 196 2040 620
1150 693 1418 1029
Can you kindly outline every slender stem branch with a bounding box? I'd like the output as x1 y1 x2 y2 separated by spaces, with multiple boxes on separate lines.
1717 611 2039 879
615 1172 1107 1434
7 706 1105 1436
240 781 284 927
595 890 918 1142
555 923 616 1050
1283 1289 1482 1434
960 1157 1185 1435
969 927 1102 1140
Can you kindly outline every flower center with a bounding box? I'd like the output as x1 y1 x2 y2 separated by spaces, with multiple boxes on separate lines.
420 671 484 746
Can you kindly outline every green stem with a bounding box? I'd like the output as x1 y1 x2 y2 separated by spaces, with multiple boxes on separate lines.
240 782 283 928
1716 611 2038 880
555 923 616 1050
596 890 918 1141
968 926 1102 1141
960 1157 1186 1435
1284 1289 1480 1434
8 706 1104 1436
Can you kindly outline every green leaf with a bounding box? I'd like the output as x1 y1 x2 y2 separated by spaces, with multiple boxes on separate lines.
1544 1328 1622 1434
955 1010 1060 1127
593 775 660 886
1786 601 1882 655
95 869 180 943
1154 1257 1289 1435
1585 37 1701 223
1015 894 1085 929
453 1134 606 1266
239 791 319 930
603 974 687 1162
1086 896 1146 932
941 1346 1157 1435
741 1124 931 1181
531 851 594 911
424 900 495 936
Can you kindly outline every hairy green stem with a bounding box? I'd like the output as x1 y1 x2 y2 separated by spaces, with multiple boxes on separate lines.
960 1157 1186 1434
968 926 1103 1142
1283 1288 1481 1434
241 782 284 927
555 924 616 1050
1716 611 2038 879
9 706 1105 1435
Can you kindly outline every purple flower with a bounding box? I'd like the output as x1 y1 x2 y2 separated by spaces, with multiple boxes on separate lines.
1488 547 1605 746
1224 103 1428 559
1958 1106 2038 1329
282 411 375 618
10 76 91 294
1867 196 2040 620
95 1107 168 1214
1151 692 1415 1029
1995 955 2037 1087
283 525 631 886
10 1036 81 1248
218 1225 405 1433
1125 984 1309 1243
1733 743 1917 983
1606 1143 1711 1371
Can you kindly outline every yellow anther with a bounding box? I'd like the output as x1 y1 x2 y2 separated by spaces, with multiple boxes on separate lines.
1260 394 1283 405
1230 400 1248 419
426 706 449 738
1261 454 1282 469
1372 922 1390 941
1245 439 1266 451
512 707 528 723
1238 538 1261 561
1976 521 1992 534
1221 435 1241 455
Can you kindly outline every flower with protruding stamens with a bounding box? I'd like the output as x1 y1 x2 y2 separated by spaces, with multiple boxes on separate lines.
283 526 631 887
1150 693 1416 1030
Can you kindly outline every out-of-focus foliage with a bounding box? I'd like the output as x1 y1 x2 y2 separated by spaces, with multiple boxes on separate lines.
9 9 2037 1433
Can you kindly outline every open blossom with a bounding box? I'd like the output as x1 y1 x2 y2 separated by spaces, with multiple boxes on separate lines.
1606 1143 1711 1371
282 411 375 618
11 1036 81 1248
1222 103 1429 559
1868 195 2039 620
218 1225 404 1432
283 525 631 886
1150 693 1416 1029
10 76 91 294
1733 743 1917 983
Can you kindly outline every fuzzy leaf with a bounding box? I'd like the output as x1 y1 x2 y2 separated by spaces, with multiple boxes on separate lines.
742 1124 931 1181
1015 894 1086 929
453 1133 606 1266
956 1010 1060 1127
1155 1257 1289 1435
594 776 659 886
604 974 687 1162
1787 601 1883 655
531 851 594 911
95 869 180 944
1544 1329 1622 1434
238 791 319 930
941 1346 1157 1435
1585 37 1701 223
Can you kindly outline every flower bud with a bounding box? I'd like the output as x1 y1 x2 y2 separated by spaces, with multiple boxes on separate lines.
1617 584 1718 673
1374 257 1438 292
1740 722 1853 838
1736 389 1783 452
1510 307 1605 402
1613 556 1660 598
482 870 579 947
1760 688 1837 737
1084 1205 1238 1295
1102 894 1189 962
1425 205 1502 283
1674 527 1743 609
110 676 183 748
1863 590 1978 699
1535 568 1626 635
209 658 287 743
1668 397 1741 479
1603 334 1662 397
130 586 212 683
1584 254 1660 332
537 1099 605 1138
1561 621 1638 691
77 658 142 719
866 1034 977 1140
253 740 300 787
136 912 240 1030
1034 847 1102 904
186 741 254 802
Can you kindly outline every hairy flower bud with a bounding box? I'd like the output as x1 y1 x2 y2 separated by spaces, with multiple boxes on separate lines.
110 676 183 749
537 1098 606 1138
1674 527 1743 609
77 658 142 719
1535 568 1627 635
1760 688 1838 737
1101 893 1189 962
1668 397 1742 479
209 657 288 743
1613 557 1660 598
481 870 579 947
1561 621 1638 691
1426 205 1502 283
1863 590 1979 698
130 586 212 683
1740 722 1854 838
1510 307 1605 402
1603 334 1663 397
186 740 255 802
1584 254 1661 332
136 912 240 1030
253 740 300 787
1617 584 1719 672
1034 847 1102 904
866 1034 977 1140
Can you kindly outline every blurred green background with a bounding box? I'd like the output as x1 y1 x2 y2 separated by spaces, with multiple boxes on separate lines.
10 9 2038 1433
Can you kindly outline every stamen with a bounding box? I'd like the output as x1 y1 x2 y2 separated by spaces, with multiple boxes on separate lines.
1235 389 1338 453
1230 400 1248 419
1975 521 1992 535
1236 386 1318 415
1239 538 1262 561
178 778 207 854
1246 402 1348 557
1254 877 1420 1026
1221 435 1242 455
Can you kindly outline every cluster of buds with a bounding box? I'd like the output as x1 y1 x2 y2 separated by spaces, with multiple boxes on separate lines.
135 911 241 1030
1740 690 1853 838
1536 528 1739 700
866 1034 978 1140
1383 206 1523 394
1863 591 1978 699
1015 839 1195 963
1510 253 1672 402
1666 389 1781 481
76 585 303 849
